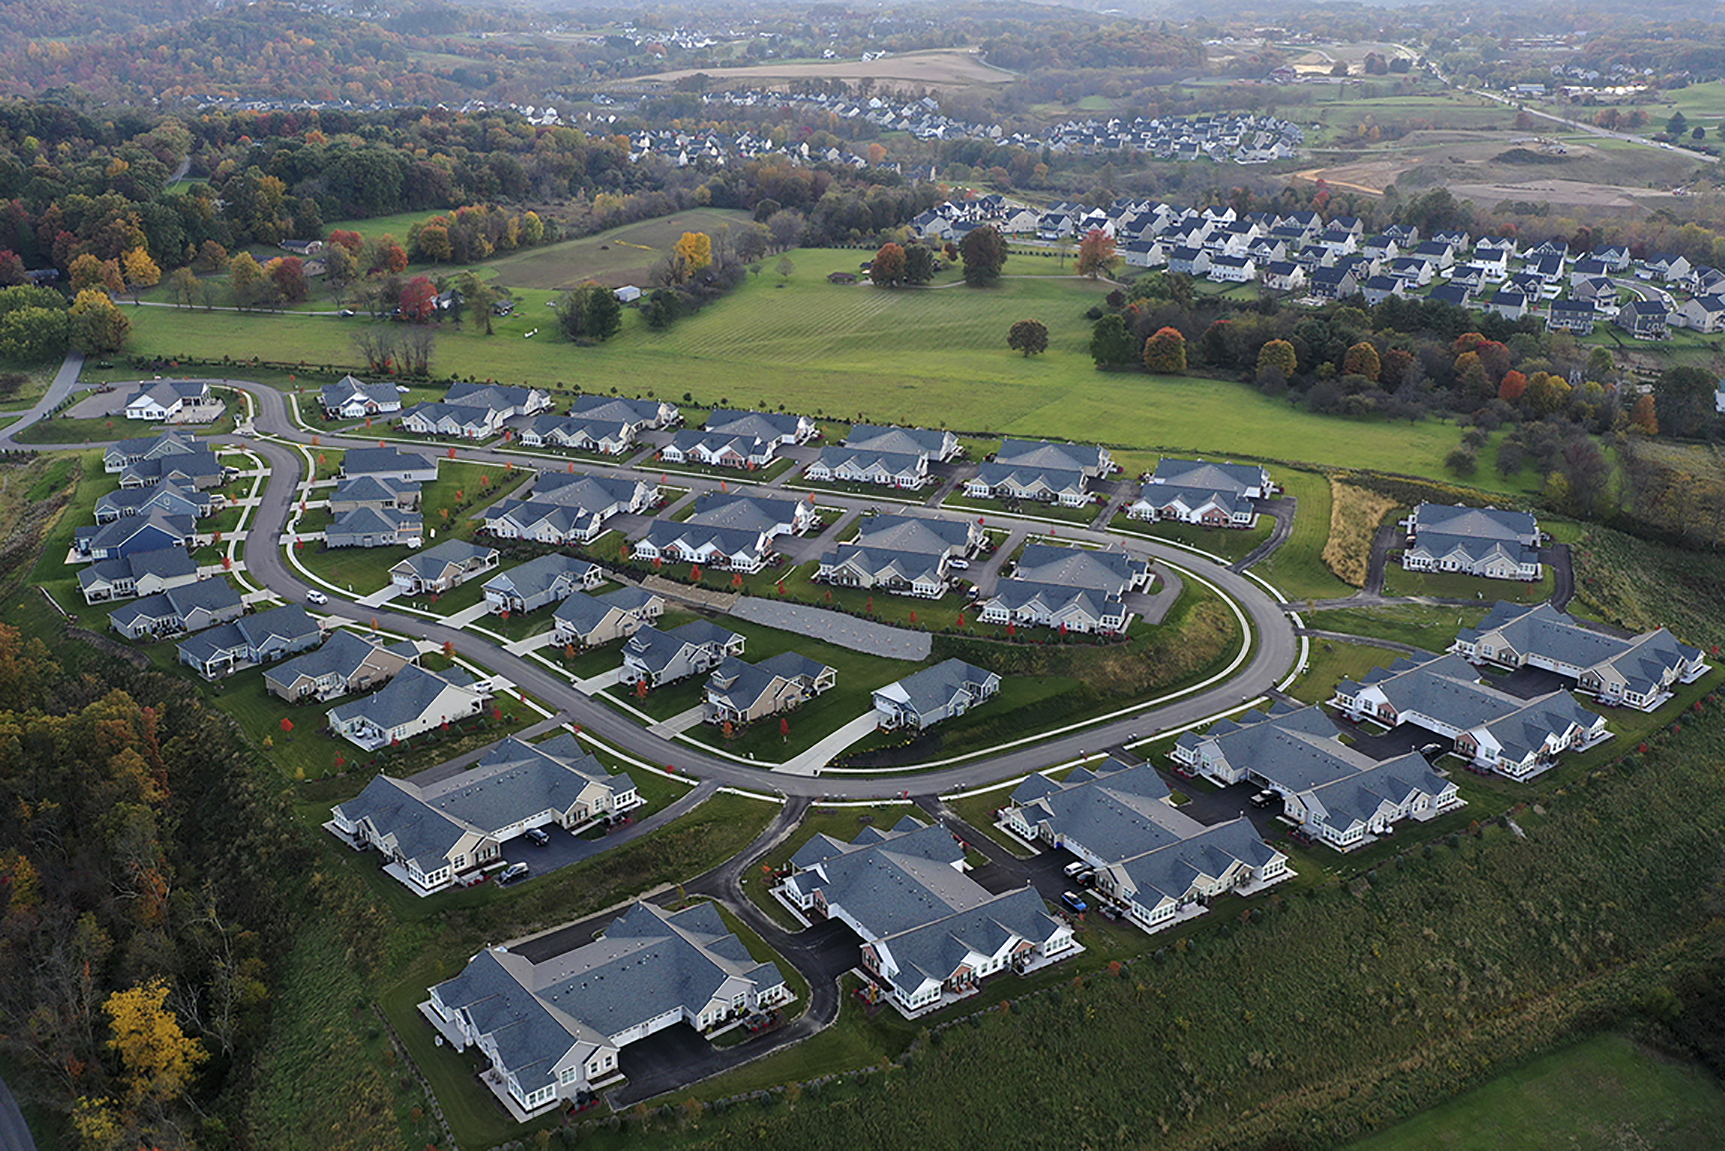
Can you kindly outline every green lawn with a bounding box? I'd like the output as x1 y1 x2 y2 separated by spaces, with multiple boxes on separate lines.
117 250 1501 487
1350 1032 1725 1151
1380 566 1556 605
1108 509 1276 563
1286 638 1407 705
1303 603 1490 651
1254 470 1355 603
482 208 755 290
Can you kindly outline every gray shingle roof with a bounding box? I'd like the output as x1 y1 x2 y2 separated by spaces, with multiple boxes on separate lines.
1191 702 1370 792
109 579 242 631
688 492 802 533
703 408 803 441
326 663 480 733
996 438 1106 474
264 630 403 688
529 472 643 512
77 546 196 592
482 554 596 602
877 659 997 721
1110 819 1280 907
395 539 497 579
1014 544 1147 595
342 446 437 477
1007 761 1178 863
853 515 970 555
844 425 949 457
1301 753 1448 829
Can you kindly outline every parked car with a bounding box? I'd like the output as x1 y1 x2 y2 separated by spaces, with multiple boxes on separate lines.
306 590 328 605
524 827 551 846
496 862 530 886
1076 868 1097 887
1249 789 1278 808
1062 860 1088 878
1060 891 1089 914
948 558 969 570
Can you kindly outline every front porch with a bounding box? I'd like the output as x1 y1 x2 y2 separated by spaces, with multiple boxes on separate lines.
868 937 1087 1021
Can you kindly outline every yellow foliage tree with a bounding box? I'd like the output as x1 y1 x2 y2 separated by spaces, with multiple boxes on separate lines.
121 248 160 296
103 978 208 1107
673 231 713 277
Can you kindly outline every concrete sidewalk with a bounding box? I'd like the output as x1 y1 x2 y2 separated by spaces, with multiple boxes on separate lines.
774 711 879 776
445 601 494 628
648 704 706 738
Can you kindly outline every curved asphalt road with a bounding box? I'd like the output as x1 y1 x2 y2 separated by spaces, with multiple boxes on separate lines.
5 376 1298 800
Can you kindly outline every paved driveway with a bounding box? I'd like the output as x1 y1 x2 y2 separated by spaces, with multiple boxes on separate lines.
731 598 931 660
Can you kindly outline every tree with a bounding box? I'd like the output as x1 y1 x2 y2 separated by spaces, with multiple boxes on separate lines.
1342 341 1380 383
69 290 130 354
644 288 681 330
1257 339 1297 378
870 242 906 287
1498 369 1528 403
1654 365 1717 438
672 231 713 282
190 240 229 275
165 266 204 310
556 282 622 343
120 248 159 300
103 978 208 1107
1444 446 1478 477
374 236 408 274
264 256 308 304
959 225 1008 287
398 276 437 323
0 306 69 362
1629 393 1659 435
1089 314 1138 369
1667 111 1690 138
1075 228 1118 279
227 252 270 310
903 244 938 285
775 256 795 283
322 244 358 295
68 253 107 295
1007 319 1049 357
454 272 499 334
1143 326 1187 374
0 251 25 287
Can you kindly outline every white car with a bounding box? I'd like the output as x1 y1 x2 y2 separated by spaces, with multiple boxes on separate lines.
1063 860 1088 878
306 590 329 605
948 558 969 570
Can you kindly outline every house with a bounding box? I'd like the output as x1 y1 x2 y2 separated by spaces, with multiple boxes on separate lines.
325 507 423 549
104 432 224 488
552 587 665 648
855 514 981 557
108 579 244 641
73 513 196 562
1001 759 1178 864
1639 253 1692 283
1309 266 1360 300
1010 543 1150 595
703 652 837 725
444 382 552 420
481 501 599 547
1386 257 1436 287
1576 277 1620 303
633 519 775 572
778 818 1073 1014
1401 502 1540 580
328 475 420 513
1281 755 1461 851
659 429 775 469
77 546 199 604
94 482 214 524
873 659 1000 730
1452 601 1708 711
1361 275 1404 306
1361 234 1401 261
805 447 927 489
702 408 816 446
327 663 489 750
1675 294 1725 333
125 379 210 421
1570 257 1612 283
176 605 323 678
1332 653 1608 778
263 630 418 702
1427 282 1472 308
516 416 634 455
425 902 788 1115
1120 238 1168 268
481 554 603 614
485 474 654 545
978 581 1128 634
815 544 949 598
1525 253 1567 284
1616 298 1669 339
686 492 814 539
1097 820 1291 932
335 733 642 893
398 401 504 440
567 394 681 432
1546 298 1597 335
1262 261 1306 291
1487 288 1529 320
340 447 438 485
1208 254 1256 283
619 620 745 688
844 424 960 462
389 540 500 595
1129 457 1269 527
1166 246 1211 277
1594 244 1633 271
320 376 403 418
963 462 1089 507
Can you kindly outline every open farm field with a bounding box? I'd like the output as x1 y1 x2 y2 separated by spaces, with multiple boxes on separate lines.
634 48 1016 91
1350 1031 1725 1151
119 250 1510 486
484 208 754 291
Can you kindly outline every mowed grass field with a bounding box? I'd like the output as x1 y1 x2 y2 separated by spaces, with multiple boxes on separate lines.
125 248 1493 485
1350 1032 1725 1151
636 48 1016 91
481 207 753 290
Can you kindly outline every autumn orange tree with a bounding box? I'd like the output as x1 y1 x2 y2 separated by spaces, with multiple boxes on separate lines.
1075 228 1117 278
1142 326 1187 374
